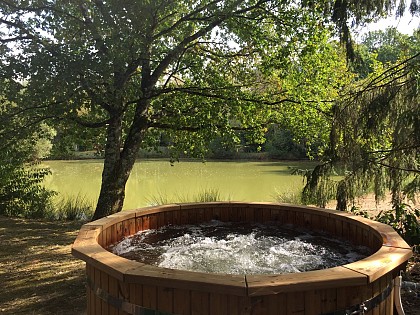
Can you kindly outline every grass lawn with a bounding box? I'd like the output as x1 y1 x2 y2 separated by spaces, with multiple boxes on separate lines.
0 216 86 314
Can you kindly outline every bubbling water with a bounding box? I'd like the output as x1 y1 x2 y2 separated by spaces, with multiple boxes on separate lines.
109 221 371 275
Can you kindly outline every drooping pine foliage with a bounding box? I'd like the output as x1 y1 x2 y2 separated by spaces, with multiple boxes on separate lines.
302 52 419 241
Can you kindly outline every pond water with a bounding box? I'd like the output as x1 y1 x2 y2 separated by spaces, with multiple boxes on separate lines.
43 159 314 209
109 221 371 275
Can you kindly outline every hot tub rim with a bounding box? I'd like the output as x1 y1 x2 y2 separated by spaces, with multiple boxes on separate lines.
72 202 412 296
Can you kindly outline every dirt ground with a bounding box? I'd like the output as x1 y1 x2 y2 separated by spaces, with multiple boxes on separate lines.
0 206 419 315
0 216 86 315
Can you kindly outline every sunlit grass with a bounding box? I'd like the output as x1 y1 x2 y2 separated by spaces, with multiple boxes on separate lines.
272 187 303 204
146 188 230 206
54 193 94 221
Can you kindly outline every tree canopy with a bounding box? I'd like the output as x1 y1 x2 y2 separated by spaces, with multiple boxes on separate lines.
1 0 417 219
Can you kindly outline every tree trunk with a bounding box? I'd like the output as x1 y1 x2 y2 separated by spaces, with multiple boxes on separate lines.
92 103 149 220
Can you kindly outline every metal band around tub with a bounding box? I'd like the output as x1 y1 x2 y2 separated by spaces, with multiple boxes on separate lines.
86 277 176 315
321 282 393 315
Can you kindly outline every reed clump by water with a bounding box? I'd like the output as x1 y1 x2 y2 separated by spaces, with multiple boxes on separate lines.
146 188 229 206
272 187 303 204
54 194 94 221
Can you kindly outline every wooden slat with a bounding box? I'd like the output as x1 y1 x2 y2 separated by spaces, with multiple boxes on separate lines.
129 283 142 312
212 206 222 221
270 208 281 223
156 212 165 229
197 207 205 223
191 291 209 315
86 264 94 314
386 274 394 315
142 285 157 310
304 290 322 315
229 206 239 222
100 269 110 315
164 210 174 226
262 207 272 222
220 206 230 222
336 285 360 313
286 209 295 225
114 221 124 242
203 206 214 222
226 295 243 315
253 207 263 223
157 287 174 313
209 293 228 315
94 267 102 314
180 209 189 225
311 214 321 231
189 208 199 224
173 289 191 315
379 275 389 315
320 289 337 314
268 294 287 315
128 218 136 236
362 227 369 248
295 211 304 227
108 275 119 315
172 210 181 225
142 215 150 230
135 216 143 233
149 214 157 229
236 206 246 222
372 278 381 315
252 294 287 315
118 280 130 315
356 225 364 246
334 218 343 238
245 206 255 222
121 220 130 238
286 292 305 315
303 212 312 229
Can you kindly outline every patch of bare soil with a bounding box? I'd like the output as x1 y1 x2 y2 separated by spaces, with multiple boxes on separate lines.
326 193 419 217
0 216 86 315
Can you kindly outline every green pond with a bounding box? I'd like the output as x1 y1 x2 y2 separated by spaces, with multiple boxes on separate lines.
43 160 314 210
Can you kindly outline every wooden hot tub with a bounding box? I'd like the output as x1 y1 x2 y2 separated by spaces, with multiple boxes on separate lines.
72 202 412 315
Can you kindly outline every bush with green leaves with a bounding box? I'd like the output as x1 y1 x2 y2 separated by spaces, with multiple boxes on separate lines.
0 100 57 218
375 204 420 245
0 155 55 218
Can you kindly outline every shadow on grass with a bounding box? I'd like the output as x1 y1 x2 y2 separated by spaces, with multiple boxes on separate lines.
0 216 87 315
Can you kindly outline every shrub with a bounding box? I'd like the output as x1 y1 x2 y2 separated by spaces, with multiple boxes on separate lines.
375 204 420 245
54 194 94 221
0 161 56 219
